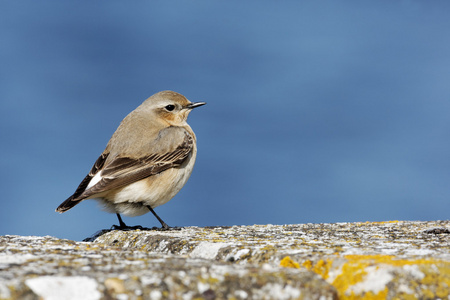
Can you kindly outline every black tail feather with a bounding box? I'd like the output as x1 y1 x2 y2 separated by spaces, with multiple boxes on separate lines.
55 196 82 213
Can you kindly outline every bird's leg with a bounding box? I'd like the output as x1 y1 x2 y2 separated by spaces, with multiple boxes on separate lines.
112 213 144 230
146 206 170 230
116 213 127 228
111 209 173 231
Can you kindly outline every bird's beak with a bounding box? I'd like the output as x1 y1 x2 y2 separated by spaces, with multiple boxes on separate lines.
187 102 206 109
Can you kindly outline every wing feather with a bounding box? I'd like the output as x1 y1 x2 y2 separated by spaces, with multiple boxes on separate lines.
78 129 193 199
56 152 109 212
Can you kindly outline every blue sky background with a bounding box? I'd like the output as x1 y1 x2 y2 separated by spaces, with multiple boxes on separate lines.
1 1 450 241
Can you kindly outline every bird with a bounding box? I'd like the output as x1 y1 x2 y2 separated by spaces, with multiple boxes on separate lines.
56 90 206 230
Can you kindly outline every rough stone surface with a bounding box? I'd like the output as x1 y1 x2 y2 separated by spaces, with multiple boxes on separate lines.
1 220 449 299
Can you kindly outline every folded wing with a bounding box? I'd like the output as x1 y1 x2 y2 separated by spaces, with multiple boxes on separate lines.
56 127 193 212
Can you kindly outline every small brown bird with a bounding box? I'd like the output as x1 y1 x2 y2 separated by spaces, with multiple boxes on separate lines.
56 91 205 229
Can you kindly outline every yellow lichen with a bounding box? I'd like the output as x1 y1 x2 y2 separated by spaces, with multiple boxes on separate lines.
302 260 313 270
363 220 400 225
332 258 369 296
394 293 420 300
297 254 450 300
206 277 220 285
311 259 332 280
420 289 434 299
279 256 300 269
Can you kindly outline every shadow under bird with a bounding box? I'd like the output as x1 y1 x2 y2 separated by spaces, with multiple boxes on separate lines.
56 91 206 230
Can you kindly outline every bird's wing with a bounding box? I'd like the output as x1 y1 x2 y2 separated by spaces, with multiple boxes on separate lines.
56 152 109 212
56 127 193 213
76 127 194 200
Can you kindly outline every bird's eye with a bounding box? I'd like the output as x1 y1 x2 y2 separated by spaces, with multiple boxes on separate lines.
165 104 175 111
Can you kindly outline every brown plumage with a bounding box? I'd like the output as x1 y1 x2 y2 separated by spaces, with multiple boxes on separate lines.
56 91 205 229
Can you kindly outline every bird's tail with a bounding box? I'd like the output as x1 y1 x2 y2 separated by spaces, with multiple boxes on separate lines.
55 196 82 213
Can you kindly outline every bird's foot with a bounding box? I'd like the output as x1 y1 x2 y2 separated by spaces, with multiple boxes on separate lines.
111 224 147 231
110 224 182 231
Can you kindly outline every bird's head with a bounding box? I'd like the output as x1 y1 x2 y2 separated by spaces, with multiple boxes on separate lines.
141 90 206 126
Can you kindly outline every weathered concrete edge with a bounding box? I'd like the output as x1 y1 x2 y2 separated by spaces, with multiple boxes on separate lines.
0 234 337 300
92 220 450 299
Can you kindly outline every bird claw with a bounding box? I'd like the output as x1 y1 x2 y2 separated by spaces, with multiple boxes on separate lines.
110 224 182 231
111 224 146 231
